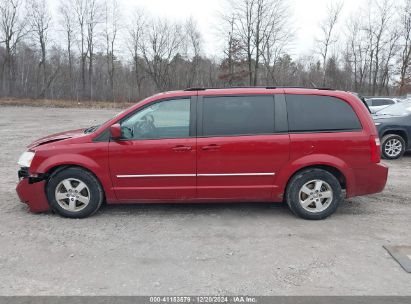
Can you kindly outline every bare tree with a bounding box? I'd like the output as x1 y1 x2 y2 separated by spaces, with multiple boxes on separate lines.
140 18 184 90
0 0 27 95
104 0 120 101
71 0 88 98
231 0 254 85
27 0 51 97
59 0 76 98
86 0 102 100
224 0 291 86
219 14 240 85
365 0 394 95
379 28 399 94
184 17 202 87
260 0 292 85
345 13 371 92
317 1 343 86
398 0 411 94
0 0 410 103
127 8 146 98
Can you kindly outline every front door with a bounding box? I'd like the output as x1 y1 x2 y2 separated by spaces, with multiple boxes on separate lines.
196 94 290 201
109 97 196 201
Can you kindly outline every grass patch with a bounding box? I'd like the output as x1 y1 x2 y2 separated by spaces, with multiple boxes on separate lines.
0 98 134 109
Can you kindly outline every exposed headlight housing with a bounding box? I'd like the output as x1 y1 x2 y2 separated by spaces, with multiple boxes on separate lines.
18 151 35 168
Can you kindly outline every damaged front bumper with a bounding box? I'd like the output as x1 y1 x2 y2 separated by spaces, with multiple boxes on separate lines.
16 167 50 213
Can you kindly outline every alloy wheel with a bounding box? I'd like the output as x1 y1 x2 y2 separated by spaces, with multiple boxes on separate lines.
298 179 333 213
55 178 91 212
384 138 403 158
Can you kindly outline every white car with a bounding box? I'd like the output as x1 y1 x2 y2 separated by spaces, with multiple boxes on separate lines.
365 97 402 113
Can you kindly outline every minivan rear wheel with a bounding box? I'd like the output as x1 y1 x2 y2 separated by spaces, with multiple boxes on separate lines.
46 167 104 218
286 168 342 220
381 134 405 160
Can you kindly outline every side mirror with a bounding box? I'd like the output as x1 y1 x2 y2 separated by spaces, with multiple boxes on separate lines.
110 123 122 140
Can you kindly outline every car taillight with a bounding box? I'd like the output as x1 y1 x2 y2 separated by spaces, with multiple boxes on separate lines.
370 135 381 163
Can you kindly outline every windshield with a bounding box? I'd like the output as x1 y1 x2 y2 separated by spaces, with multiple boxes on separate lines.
83 108 130 134
375 101 411 116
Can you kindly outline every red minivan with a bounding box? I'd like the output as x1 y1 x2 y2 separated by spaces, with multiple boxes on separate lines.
16 87 388 220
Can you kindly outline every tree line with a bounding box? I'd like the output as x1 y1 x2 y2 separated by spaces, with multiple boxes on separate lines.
0 0 410 103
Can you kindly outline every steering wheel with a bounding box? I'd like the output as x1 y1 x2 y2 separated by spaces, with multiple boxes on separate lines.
133 114 157 138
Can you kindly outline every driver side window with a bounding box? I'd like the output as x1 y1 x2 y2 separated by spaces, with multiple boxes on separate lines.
120 98 191 140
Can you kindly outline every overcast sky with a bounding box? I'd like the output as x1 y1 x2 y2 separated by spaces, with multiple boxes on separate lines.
49 0 370 58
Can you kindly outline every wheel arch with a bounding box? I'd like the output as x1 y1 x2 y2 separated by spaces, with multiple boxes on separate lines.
43 164 112 203
381 129 408 146
275 154 355 200
285 165 347 191
32 153 117 202
46 164 100 183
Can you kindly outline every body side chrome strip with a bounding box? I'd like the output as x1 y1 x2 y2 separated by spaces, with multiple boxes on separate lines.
117 174 196 178
117 173 275 178
197 173 275 177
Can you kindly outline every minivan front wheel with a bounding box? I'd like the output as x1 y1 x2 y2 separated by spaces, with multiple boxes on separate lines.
46 167 104 218
286 169 342 220
381 134 405 160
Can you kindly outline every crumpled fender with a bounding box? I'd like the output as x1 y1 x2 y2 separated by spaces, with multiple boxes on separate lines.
32 153 116 202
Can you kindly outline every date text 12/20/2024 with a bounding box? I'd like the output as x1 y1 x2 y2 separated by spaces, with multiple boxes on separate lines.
149 296 257 303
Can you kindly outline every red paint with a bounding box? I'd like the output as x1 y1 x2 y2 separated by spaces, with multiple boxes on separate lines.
109 137 196 200
197 134 289 200
16 179 49 212
109 123 122 139
16 88 388 212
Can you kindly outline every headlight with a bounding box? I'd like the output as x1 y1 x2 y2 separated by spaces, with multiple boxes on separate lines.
18 151 35 168
375 122 381 126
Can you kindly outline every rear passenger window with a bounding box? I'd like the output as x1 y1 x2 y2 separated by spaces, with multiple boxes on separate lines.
373 99 394 106
286 94 362 132
202 96 274 136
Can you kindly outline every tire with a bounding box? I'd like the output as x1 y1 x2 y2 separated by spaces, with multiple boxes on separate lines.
381 134 406 160
285 168 342 220
46 167 104 218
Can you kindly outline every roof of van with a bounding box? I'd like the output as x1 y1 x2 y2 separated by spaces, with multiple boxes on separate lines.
183 86 335 91
150 87 356 100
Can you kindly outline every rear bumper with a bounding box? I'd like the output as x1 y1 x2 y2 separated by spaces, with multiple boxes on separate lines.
348 163 389 197
16 178 50 213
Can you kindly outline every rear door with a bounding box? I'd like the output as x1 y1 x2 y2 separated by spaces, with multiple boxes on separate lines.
196 94 290 201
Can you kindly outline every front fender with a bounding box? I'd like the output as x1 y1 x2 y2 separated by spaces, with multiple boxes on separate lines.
36 153 101 174
30 152 117 202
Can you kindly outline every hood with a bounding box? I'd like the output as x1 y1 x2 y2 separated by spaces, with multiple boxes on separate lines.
28 128 87 149
372 113 406 120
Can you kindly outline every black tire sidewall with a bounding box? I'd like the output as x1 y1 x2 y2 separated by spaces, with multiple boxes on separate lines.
286 169 342 220
381 134 405 160
46 167 103 218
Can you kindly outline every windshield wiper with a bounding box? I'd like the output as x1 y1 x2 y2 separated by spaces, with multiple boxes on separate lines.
84 125 100 133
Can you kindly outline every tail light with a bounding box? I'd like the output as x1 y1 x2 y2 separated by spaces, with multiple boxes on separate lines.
370 135 381 163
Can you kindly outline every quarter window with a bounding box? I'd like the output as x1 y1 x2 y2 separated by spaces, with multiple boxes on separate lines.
121 98 190 140
202 96 275 136
286 94 362 132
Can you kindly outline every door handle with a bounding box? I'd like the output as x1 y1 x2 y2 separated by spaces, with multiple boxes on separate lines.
201 144 221 151
172 145 192 152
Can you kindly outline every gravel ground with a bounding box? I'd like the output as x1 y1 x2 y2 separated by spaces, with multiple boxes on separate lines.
0 106 410 295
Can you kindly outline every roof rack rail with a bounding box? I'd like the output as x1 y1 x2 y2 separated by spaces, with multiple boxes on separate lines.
184 86 335 91
313 87 334 90
184 87 208 91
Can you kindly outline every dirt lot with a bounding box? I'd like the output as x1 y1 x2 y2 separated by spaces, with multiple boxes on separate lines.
0 106 410 295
